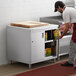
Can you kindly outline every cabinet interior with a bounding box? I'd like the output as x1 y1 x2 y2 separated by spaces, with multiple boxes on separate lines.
45 30 56 57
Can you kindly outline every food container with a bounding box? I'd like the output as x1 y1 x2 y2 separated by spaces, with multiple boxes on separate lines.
45 48 52 56
53 29 61 39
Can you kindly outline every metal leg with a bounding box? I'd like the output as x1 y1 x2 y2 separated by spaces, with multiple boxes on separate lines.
58 56 60 61
29 64 31 69
57 39 60 61
54 58 56 62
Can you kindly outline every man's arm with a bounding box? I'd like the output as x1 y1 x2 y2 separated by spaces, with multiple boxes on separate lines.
58 23 70 39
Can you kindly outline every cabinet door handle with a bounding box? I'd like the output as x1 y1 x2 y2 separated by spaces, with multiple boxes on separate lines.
42 33 44 38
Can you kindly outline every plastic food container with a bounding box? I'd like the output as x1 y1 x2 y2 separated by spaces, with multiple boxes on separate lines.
53 29 61 39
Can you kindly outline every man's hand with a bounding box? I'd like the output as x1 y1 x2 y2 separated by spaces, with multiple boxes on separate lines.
59 26 65 30
57 35 62 39
57 23 70 39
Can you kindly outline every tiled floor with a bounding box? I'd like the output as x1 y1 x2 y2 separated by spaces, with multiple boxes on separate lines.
0 55 68 76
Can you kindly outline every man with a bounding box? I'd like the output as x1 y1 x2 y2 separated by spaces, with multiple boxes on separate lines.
54 1 76 67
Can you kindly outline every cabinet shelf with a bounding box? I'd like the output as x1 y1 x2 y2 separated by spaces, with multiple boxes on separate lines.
45 40 53 43
44 56 57 60
59 52 68 56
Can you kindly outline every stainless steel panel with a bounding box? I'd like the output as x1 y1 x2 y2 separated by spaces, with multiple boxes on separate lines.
40 16 63 25
59 45 70 54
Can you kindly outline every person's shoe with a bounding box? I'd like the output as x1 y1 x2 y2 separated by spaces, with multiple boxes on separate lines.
61 61 73 66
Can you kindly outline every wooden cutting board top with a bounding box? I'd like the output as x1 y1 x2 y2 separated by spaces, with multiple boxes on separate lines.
11 21 49 28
